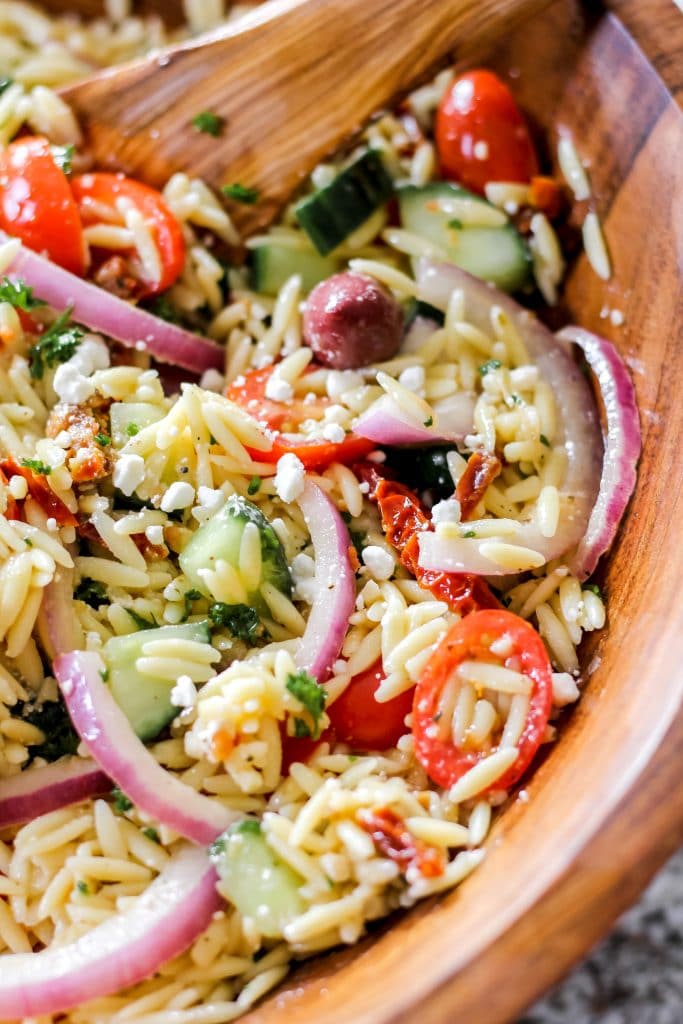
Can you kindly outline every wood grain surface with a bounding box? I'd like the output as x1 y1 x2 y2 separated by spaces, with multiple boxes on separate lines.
58 0 552 237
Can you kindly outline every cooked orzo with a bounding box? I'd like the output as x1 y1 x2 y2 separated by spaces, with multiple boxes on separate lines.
0 5 640 1022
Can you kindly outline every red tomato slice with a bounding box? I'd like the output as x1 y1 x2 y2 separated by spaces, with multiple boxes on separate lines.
280 725 335 774
70 173 185 296
0 136 85 275
412 610 552 792
226 366 375 470
0 458 78 527
327 660 413 750
435 70 539 195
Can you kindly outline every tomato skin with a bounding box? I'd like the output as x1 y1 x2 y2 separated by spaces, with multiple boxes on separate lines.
412 610 553 792
0 458 78 526
435 70 539 195
0 137 85 275
71 173 185 295
226 366 375 470
327 660 413 750
280 725 335 774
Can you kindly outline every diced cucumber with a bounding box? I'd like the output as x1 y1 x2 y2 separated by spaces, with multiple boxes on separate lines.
250 243 340 296
295 150 394 256
210 819 305 938
178 496 292 617
110 402 164 449
103 621 211 741
398 182 530 293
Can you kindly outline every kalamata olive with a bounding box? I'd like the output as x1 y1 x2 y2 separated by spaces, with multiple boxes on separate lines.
302 271 403 369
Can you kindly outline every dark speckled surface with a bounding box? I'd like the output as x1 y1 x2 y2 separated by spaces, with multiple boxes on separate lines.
522 849 683 1023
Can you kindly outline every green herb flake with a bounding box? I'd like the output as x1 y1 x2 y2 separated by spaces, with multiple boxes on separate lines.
0 77 13 96
24 538 33 547
29 307 84 381
464 530 476 538
448 218 463 230
95 433 111 447
293 717 312 739
19 458 51 476
143 827 160 844
208 602 262 643
75 578 108 608
423 416 433 428
478 359 502 377
286 670 327 738
221 183 260 205
540 434 551 448
51 143 74 176
19 698 80 762
192 111 223 137
125 422 140 437
99 667 110 682
76 881 89 895
126 608 157 630
585 583 604 599
112 787 132 813
247 475 262 496
0 277 45 312
148 294 181 324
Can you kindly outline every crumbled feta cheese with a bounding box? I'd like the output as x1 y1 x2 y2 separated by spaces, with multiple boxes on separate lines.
71 335 110 375
145 524 164 546
551 671 580 707
196 486 225 511
473 140 489 160
53 362 96 405
200 368 226 393
358 481 370 494
322 422 346 444
362 545 395 581
264 374 293 402
160 481 195 512
431 498 461 525
170 674 198 709
113 453 146 496
398 366 426 395
490 633 514 657
291 552 318 603
45 517 58 533
610 308 624 327
323 404 348 425
8 475 27 500
274 452 305 503
326 370 363 401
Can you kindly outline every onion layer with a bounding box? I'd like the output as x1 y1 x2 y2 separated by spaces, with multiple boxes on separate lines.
354 393 470 446
556 326 641 578
54 650 239 845
36 564 83 661
416 261 603 575
0 844 219 1018
295 480 355 681
3 232 224 373
0 757 110 829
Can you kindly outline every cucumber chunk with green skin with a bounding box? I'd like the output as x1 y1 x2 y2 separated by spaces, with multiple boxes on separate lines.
110 402 164 449
104 621 211 741
398 182 530 293
210 819 305 938
295 150 394 256
250 244 341 296
178 496 292 617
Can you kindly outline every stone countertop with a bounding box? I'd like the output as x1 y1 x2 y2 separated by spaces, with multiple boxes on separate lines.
521 848 683 1024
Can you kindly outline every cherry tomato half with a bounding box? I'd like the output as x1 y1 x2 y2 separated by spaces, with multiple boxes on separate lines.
71 173 185 296
327 659 413 750
0 136 85 275
435 70 539 195
226 366 374 470
412 609 552 792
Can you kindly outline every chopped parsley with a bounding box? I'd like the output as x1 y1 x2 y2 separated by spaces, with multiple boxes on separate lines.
208 602 262 643
221 183 259 204
148 294 181 324
125 422 140 437
143 827 160 844
539 433 551 448
192 111 223 136
0 277 45 311
51 143 74 176
95 433 111 447
286 670 327 739
99 667 110 682
293 717 312 739
76 881 89 895
0 77 13 96
448 218 463 230
112 787 133 813
126 608 157 630
585 582 604 599
183 588 202 619
29 307 84 380
464 530 476 538
20 699 79 762
423 416 433 428
478 359 502 377
74 578 108 608
19 457 51 476
247 475 262 496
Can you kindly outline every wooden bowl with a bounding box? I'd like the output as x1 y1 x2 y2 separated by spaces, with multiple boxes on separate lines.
28 0 683 1019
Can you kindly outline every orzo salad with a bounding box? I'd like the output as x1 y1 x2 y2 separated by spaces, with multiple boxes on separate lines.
0 4 640 1022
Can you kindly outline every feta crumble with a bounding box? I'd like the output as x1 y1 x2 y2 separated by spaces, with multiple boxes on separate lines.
322 422 346 444
431 498 461 525
398 365 426 395
274 452 305 503
326 370 363 401
362 545 395 581
264 374 294 402
113 454 146 497
161 481 195 512
171 674 198 709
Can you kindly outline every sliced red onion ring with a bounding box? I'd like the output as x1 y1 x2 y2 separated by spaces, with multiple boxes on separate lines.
36 564 83 662
556 326 641 579
3 232 223 373
295 480 355 681
0 757 110 829
54 650 239 844
354 393 470 446
416 261 603 576
0 843 219 1018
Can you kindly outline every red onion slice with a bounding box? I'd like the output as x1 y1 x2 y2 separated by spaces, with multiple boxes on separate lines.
36 564 83 661
0 843 219 1018
0 757 110 829
354 393 470 446
54 650 239 845
3 232 224 374
556 326 641 579
416 261 603 575
295 480 355 681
